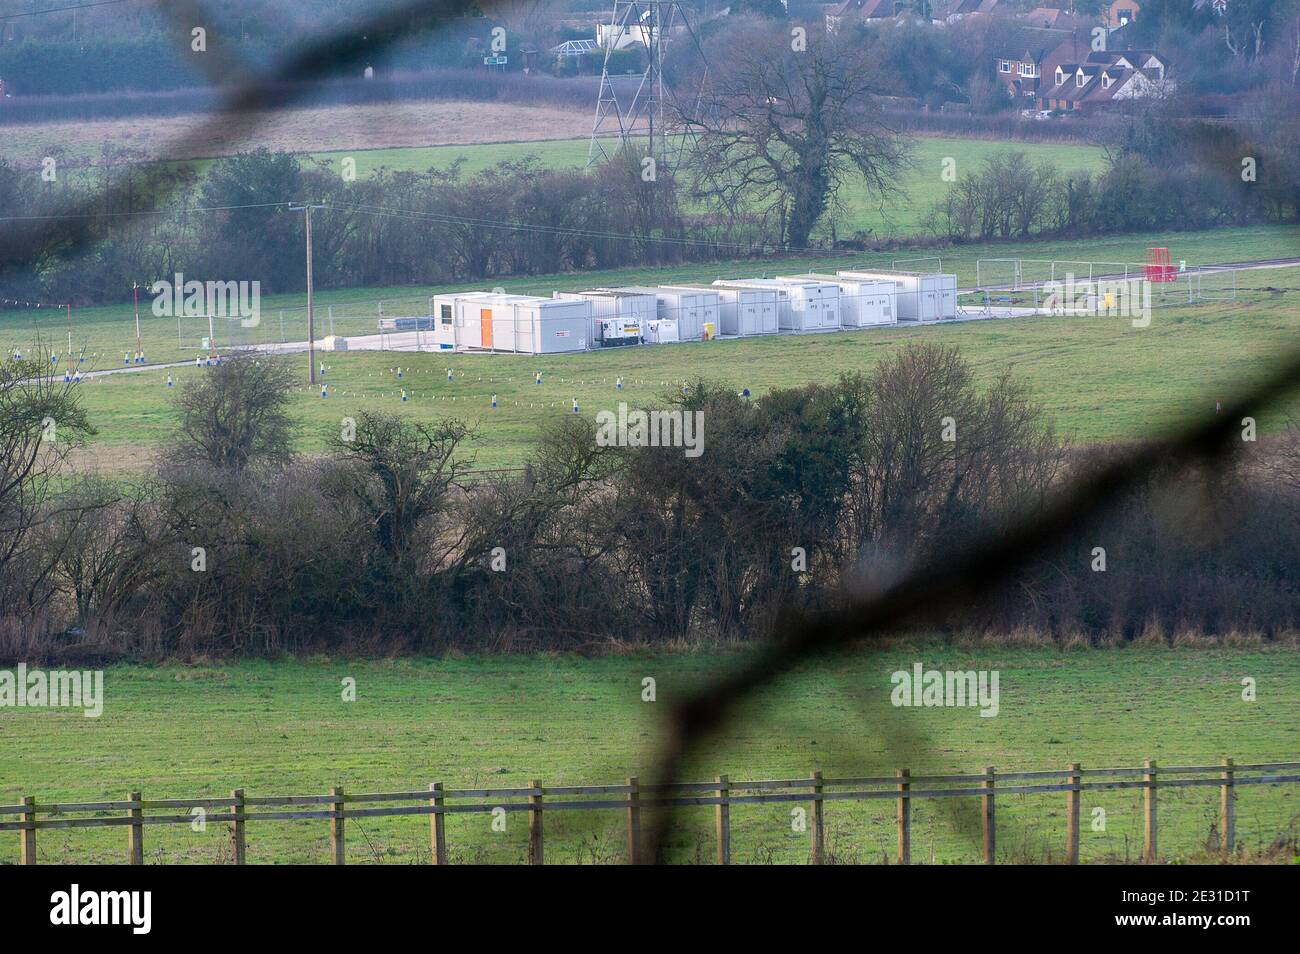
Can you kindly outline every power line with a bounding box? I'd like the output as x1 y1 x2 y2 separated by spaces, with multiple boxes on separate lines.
0 0 133 21
0 201 292 223
0 195 845 256
323 200 834 256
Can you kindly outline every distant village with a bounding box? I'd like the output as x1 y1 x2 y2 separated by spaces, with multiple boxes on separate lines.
0 1 1190 117
561 1 1171 115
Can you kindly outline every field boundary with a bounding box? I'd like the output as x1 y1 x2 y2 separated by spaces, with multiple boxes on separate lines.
5 758 1297 865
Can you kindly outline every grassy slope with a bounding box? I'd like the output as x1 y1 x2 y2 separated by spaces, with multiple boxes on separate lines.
1 646 1295 864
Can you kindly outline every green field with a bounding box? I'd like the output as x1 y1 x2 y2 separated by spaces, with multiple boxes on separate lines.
2 645 1296 864
20 229 1298 472
39 133 1104 239
7 107 1300 870
297 134 1106 239
6 222 1291 366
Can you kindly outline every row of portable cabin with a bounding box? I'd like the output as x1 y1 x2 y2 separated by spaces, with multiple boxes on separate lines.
423 271 956 354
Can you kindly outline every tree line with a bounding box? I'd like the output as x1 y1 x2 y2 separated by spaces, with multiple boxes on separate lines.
930 98 1300 242
2 342 1297 660
0 149 713 307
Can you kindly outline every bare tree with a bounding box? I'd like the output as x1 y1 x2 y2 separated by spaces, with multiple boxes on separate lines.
485 0 551 50
324 412 472 571
679 19 907 247
46 477 161 631
170 353 296 474
0 349 95 609
844 343 1063 578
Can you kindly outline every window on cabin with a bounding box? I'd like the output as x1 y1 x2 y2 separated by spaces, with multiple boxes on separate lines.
999 60 1011 72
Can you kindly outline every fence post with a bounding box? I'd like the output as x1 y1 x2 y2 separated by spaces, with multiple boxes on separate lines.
810 771 824 865
981 767 995 864
527 779 543 865
896 769 911 865
1065 763 1081 865
715 775 730 865
329 786 345 865
625 777 641 865
429 782 447 865
19 796 36 865
230 789 245 865
1142 760 1157 863
1219 758 1235 856
127 790 143 865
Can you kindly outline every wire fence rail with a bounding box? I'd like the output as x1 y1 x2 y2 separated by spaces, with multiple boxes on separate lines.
4 758 1296 865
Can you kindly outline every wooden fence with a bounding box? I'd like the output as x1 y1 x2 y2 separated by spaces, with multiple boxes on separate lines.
4 758 1298 864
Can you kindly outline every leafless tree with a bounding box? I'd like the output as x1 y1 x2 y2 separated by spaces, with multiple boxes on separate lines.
678 19 908 247
46 477 162 632
0 349 95 610
487 0 552 50
324 412 472 572
844 343 1064 582
170 353 296 475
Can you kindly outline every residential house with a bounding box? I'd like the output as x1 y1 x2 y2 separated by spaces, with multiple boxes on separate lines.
826 0 897 30
991 26 1085 102
1037 49 1171 111
933 0 1000 23
596 21 650 49
1106 0 1140 29
1022 6 1086 30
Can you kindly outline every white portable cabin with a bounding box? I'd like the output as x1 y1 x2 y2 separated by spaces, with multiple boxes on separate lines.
779 273 897 327
436 293 590 353
430 292 492 349
601 286 718 341
713 278 842 332
644 319 679 344
836 270 957 323
554 289 656 344
669 284 778 337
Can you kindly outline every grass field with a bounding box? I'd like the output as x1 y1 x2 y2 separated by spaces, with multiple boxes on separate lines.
7 90 1299 872
8 123 1105 240
294 134 1106 239
2 645 1296 864
19 228 1298 473
6 223 1291 368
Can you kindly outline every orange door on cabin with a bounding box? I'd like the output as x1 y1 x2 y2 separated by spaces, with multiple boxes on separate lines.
480 309 493 348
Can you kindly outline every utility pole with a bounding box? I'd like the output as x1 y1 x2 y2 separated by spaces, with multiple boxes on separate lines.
132 281 143 362
290 202 325 384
